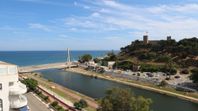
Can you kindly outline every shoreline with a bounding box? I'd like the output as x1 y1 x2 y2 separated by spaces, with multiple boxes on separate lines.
66 67 198 104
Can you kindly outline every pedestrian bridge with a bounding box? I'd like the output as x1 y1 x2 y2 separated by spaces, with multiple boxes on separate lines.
19 62 77 73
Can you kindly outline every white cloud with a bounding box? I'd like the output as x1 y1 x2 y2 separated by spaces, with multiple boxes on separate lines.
63 1 198 40
29 23 51 31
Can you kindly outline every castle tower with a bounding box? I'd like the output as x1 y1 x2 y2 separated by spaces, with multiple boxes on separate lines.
167 36 171 40
143 32 149 44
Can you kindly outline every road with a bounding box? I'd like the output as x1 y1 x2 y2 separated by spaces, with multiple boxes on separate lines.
25 92 51 111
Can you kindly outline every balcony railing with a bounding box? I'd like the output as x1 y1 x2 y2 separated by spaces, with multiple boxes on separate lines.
10 95 27 109
9 81 27 95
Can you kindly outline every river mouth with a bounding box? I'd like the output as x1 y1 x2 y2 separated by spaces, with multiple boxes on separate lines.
37 69 198 111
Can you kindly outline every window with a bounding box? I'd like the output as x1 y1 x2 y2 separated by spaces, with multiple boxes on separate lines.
9 66 17 74
9 82 14 86
0 99 2 111
0 67 7 75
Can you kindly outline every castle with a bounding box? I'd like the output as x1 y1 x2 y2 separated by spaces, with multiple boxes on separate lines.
142 32 172 45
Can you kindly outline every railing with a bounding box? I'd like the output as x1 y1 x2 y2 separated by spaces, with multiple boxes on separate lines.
37 86 76 111
10 95 27 109
9 81 27 95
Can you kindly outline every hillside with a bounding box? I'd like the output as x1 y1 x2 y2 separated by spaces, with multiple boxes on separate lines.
118 37 198 68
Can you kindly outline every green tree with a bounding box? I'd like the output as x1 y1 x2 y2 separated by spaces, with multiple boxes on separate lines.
79 54 92 63
98 88 152 111
159 80 168 87
165 59 177 75
74 99 88 110
94 58 101 63
22 78 38 91
190 68 198 83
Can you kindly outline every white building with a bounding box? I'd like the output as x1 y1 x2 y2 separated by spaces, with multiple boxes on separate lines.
0 61 27 111
107 61 115 69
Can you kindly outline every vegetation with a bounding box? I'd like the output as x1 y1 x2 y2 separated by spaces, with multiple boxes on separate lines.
139 64 177 75
35 89 50 103
50 101 68 111
79 54 92 63
101 51 117 66
74 99 88 110
120 37 198 68
113 61 134 70
22 78 38 91
98 88 152 111
159 80 168 87
190 68 198 83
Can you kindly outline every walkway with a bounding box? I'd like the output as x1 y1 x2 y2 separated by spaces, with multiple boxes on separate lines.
19 62 77 72
38 85 76 111
25 73 99 109
25 92 51 111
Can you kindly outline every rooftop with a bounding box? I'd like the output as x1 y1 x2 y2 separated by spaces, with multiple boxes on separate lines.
0 61 16 66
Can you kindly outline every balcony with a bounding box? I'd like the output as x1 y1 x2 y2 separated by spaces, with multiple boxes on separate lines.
10 95 27 109
9 81 27 95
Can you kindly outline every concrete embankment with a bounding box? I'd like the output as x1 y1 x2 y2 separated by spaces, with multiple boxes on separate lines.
66 67 198 104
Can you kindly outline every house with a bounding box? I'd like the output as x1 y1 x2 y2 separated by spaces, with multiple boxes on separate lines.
108 61 115 69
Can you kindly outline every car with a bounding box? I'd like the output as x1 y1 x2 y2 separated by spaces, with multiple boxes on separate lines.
174 75 180 79
146 73 154 77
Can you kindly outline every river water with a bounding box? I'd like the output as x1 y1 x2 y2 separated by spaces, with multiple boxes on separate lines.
38 69 198 111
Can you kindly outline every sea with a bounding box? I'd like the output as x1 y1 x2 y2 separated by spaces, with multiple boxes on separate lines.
0 51 112 66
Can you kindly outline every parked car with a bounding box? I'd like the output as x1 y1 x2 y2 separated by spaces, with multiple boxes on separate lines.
146 73 154 77
174 75 180 79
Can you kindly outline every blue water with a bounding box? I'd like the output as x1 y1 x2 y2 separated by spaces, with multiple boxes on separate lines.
0 51 110 66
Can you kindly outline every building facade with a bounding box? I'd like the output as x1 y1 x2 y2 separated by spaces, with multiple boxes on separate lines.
0 61 27 111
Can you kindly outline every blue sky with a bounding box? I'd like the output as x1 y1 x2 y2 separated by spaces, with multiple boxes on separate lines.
0 0 198 50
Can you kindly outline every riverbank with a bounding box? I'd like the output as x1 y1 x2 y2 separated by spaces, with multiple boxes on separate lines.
66 67 198 104
20 72 98 111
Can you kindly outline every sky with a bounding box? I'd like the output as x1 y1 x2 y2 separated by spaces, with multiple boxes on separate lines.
0 0 198 51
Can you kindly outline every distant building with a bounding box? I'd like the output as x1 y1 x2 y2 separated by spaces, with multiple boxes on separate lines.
108 61 115 69
143 32 149 44
167 36 172 40
87 61 97 67
137 32 173 45
0 61 27 111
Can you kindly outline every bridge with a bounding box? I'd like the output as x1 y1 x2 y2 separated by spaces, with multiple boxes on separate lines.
19 48 78 73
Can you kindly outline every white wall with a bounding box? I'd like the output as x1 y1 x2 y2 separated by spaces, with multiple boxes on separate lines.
0 64 18 111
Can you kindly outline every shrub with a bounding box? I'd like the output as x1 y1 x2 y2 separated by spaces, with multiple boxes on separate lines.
74 99 88 110
190 68 198 83
74 102 82 110
51 101 58 107
159 80 168 87
79 99 88 108
155 55 171 62
44 96 49 102
22 78 38 91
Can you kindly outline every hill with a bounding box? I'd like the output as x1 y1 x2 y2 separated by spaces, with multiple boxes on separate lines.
118 37 198 70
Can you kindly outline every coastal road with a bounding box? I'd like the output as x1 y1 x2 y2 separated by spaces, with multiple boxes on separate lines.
25 92 51 111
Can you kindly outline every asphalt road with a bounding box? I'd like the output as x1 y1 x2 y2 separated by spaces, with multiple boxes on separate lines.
25 92 51 111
